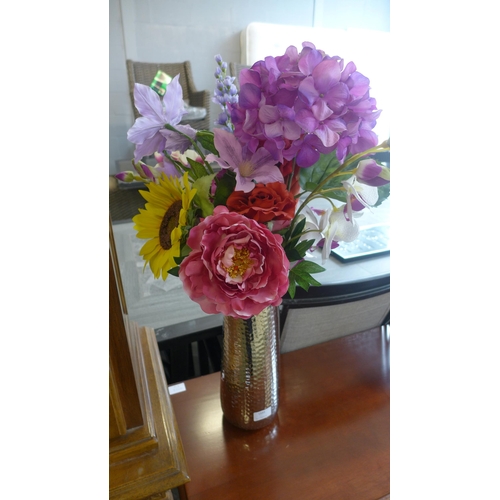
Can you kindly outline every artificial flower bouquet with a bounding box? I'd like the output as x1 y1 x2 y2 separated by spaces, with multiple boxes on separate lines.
116 42 390 320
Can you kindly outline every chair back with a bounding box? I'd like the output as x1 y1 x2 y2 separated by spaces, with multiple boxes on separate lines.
280 277 389 354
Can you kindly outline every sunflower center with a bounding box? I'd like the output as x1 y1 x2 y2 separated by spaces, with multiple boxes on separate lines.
239 160 255 178
159 200 182 250
223 247 252 279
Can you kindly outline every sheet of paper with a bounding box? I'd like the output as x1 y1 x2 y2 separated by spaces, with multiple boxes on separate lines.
168 383 186 395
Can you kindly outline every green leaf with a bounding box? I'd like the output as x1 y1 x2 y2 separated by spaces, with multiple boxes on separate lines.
285 239 314 262
294 239 315 255
290 217 306 239
304 181 319 192
293 260 325 274
283 217 307 252
174 244 192 265
288 260 324 295
300 151 385 203
196 131 218 155
294 273 313 291
181 244 191 257
287 279 296 299
286 248 303 262
302 166 353 202
290 265 323 283
213 171 236 206
299 151 342 189
167 266 180 277
284 237 315 263
307 275 322 287
193 174 216 217
186 157 209 180
375 182 390 207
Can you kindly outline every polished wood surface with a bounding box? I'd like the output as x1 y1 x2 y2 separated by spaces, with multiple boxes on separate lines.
109 319 191 498
109 251 143 431
170 327 390 500
109 237 190 499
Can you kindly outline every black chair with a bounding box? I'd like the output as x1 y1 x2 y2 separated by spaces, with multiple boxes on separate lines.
155 316 223 384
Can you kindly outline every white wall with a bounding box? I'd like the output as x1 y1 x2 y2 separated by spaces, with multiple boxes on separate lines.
109 0 390 175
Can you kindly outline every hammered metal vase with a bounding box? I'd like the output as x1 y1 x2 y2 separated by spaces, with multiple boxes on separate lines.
220 306 280 430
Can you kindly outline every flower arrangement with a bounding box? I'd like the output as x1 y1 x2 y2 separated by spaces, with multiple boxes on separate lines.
116 42 390 320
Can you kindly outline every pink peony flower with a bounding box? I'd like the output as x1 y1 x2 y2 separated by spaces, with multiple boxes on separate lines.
179 206 290 319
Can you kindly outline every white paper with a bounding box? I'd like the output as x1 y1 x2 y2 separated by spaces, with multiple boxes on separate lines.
253 406 272 421
168 383 186 395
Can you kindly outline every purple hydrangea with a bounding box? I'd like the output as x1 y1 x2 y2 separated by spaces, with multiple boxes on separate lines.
228 42 381 168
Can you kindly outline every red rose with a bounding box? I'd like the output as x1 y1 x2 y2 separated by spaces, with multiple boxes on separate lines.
226 182 297 223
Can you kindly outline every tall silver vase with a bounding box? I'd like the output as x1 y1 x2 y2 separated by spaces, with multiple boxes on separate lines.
220 306 280 430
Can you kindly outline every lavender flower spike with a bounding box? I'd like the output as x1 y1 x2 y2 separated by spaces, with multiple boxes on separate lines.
213 54 238 132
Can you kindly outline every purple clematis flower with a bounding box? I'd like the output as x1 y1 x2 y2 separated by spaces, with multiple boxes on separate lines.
206 128 283 193
127 75 186 162
159 123 197 154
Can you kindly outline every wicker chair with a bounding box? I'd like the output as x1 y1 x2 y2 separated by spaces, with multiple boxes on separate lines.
126 60 211 130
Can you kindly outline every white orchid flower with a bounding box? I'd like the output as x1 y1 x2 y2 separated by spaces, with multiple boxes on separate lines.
296 206 329 248
342 175 379 223
298 202 361 263
320 205 361 262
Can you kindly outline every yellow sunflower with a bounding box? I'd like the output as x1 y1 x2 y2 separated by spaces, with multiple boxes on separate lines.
133 172 196 280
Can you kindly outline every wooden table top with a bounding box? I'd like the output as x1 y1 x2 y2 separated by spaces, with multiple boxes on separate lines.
170 327 390 500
